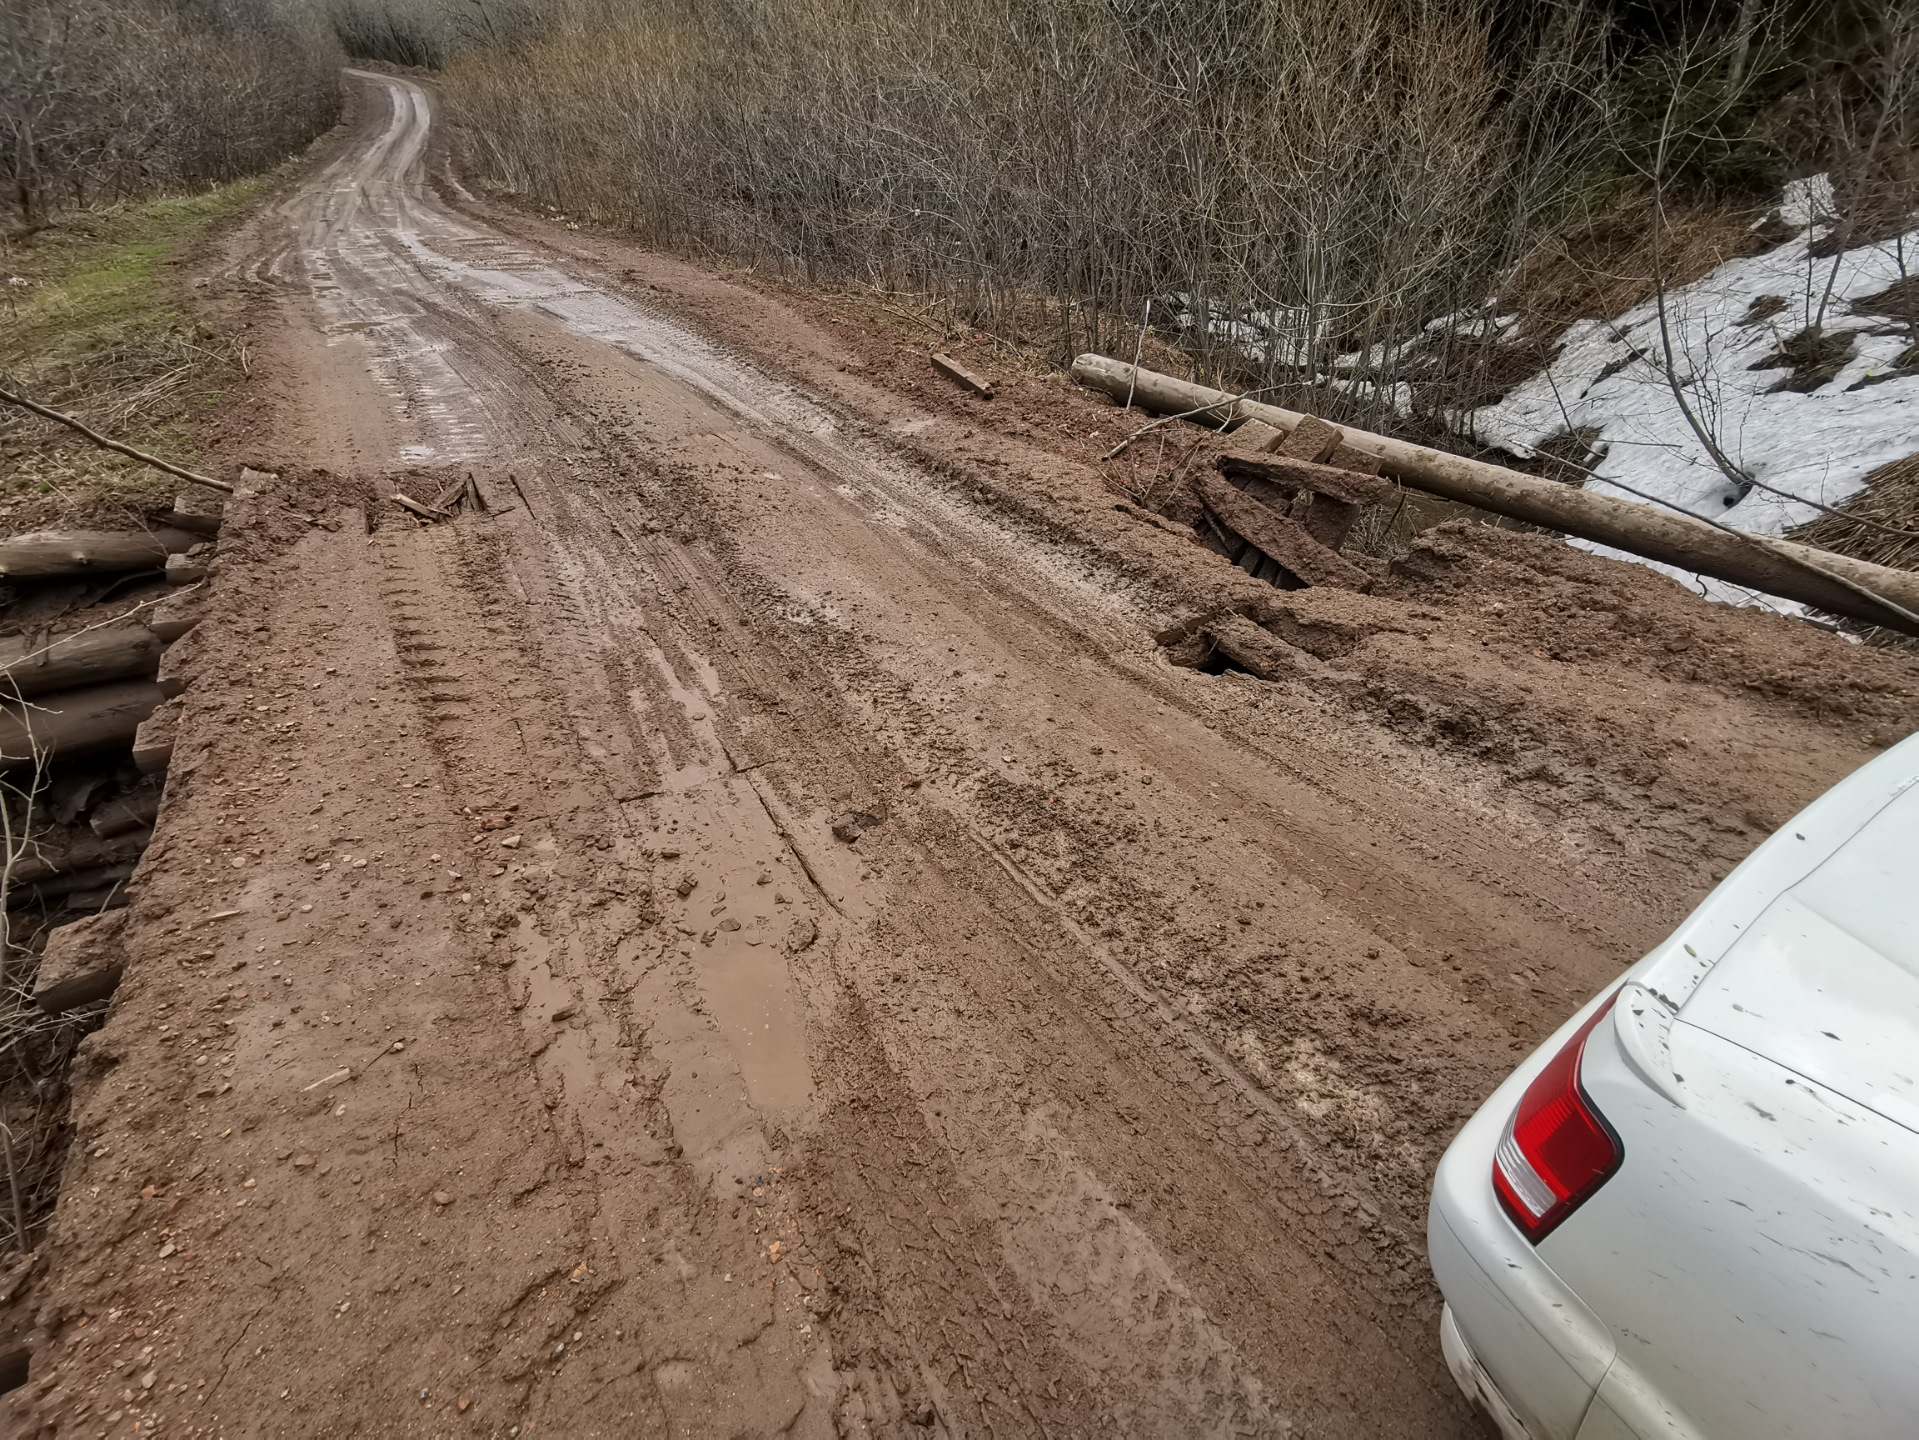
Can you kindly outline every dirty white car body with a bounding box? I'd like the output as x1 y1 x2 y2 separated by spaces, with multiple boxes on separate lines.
1430 732 1919 1439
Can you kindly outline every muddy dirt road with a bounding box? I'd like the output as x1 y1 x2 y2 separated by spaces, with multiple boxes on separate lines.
9 70 1916 1438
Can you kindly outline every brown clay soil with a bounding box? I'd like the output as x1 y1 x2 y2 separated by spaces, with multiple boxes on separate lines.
6 70 1918 1439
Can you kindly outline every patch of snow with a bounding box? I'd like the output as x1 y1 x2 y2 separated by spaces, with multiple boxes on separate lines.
1465 174 1919 611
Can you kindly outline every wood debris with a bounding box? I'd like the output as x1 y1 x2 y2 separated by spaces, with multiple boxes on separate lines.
395 472 492 523
930 352 994 397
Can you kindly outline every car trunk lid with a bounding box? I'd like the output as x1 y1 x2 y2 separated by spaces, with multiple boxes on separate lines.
1679 784 1919 1136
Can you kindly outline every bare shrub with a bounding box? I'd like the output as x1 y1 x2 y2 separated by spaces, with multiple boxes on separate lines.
441 0 1618 431
0 0 342 226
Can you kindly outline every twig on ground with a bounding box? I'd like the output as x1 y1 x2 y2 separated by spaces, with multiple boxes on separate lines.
0 383 234 494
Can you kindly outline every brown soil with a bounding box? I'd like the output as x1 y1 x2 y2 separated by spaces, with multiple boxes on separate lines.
5 73 1917 1439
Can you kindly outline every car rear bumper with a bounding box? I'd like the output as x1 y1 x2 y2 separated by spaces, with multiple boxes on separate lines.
1429 990 1626 1440
1441 1302 1535 1440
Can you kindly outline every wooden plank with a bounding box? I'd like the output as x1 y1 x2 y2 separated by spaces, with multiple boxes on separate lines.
391 494 450 522
1274 415 1343 462
930 352 995 397
1328 442 1383 475
1218 454 1396 507
1194 472 1370 591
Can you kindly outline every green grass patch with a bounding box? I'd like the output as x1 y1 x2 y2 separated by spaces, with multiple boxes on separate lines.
1 178 264 527
3 178 263 373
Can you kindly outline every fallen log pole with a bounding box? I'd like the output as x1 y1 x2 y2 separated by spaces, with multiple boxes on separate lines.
10 828 154 887
0 680 168 771
0 528 200 579
0 623 166 699
1071 354 1919 635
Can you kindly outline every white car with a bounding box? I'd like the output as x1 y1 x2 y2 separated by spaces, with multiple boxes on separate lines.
1430 731 1919 1439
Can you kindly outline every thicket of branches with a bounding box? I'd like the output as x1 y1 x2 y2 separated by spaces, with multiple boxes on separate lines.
434 0 1917 431
442 0 1615 420
0 0 343 225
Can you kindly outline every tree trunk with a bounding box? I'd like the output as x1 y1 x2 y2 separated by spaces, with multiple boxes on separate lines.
0 680 169 770
1072 355 1919 635
0 624 165 699
0 528 200 578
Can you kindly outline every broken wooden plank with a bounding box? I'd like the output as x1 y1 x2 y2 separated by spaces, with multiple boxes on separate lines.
1274 415 1344 462
1206 614 1304 680
164 552 209 586
391 494 450 522
1327 442 1382 475
131 695 182 775
1194 472 1371 591
930 352 994 397
1219 454 1396 508
168 492 225 536
1073 353 1919 634
1230 418 1285 453
0 528 200 579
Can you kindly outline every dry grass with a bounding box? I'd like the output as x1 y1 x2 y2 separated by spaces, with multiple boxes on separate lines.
1795 452 1919 572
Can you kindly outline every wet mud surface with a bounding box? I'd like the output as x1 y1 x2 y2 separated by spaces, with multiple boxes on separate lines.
5 71 1916 1439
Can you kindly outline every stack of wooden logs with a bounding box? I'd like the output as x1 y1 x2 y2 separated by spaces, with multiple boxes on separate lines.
1193 415 1391 591
0 492 218 964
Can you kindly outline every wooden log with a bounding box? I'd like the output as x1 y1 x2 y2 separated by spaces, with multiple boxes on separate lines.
1071 354 1919 634
0 681 168 771
90 789 161 838
17 861 137 906
10 827 154 886
931 353 994 397
0 528 201 579
0 624 165 699
1194 472 1371 590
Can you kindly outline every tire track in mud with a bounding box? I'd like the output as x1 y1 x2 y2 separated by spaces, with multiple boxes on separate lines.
226 64 1552 1436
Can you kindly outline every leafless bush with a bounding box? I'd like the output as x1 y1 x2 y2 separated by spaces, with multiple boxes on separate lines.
439 0 1616 430
0 0 343 226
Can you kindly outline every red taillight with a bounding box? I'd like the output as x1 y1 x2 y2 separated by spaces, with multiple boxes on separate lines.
1493 992 1623 1243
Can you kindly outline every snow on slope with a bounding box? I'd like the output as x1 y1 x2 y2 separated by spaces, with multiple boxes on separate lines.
1466 177 1919 614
